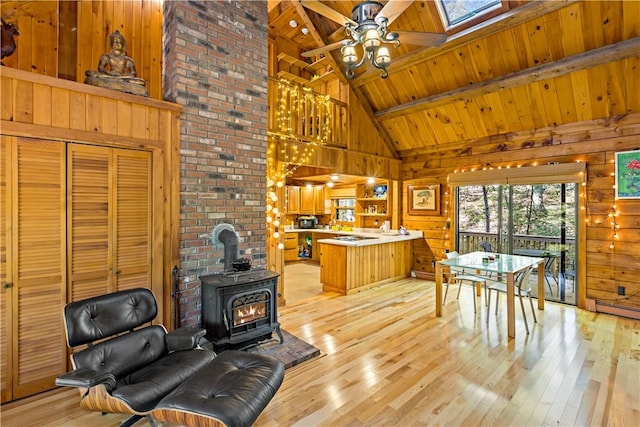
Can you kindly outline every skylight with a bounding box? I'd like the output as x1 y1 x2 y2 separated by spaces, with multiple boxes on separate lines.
437 0 504 29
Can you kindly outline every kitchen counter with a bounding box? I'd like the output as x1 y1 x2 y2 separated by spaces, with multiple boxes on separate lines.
285 227 423 246
293 228 423 295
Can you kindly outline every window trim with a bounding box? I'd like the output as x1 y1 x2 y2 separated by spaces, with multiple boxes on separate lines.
435 0 511 34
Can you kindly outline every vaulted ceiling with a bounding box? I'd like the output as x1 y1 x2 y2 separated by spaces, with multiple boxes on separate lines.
268 0 640 158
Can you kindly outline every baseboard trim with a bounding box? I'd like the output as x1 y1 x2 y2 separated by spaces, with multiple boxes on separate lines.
588 298 640 320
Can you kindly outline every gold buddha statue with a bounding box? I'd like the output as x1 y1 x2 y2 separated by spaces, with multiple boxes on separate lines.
85 30 148 96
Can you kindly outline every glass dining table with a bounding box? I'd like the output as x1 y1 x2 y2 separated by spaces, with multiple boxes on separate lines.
435 251 545 339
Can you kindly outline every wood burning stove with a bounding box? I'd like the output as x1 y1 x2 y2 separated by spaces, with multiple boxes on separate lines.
200 269 283 351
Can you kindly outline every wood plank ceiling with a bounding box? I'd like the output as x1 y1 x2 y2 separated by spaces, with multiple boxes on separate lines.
268 0 640 157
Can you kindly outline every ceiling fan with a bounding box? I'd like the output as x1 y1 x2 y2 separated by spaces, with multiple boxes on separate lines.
300 0 447 78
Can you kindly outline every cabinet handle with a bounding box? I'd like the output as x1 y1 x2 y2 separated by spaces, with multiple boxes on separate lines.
3 282 12 289
115 269 121 275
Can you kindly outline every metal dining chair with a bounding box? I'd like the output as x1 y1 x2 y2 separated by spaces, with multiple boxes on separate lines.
444 251 488 313
486 265 537 334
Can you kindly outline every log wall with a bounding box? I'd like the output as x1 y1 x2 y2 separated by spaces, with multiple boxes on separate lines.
402 113 640 311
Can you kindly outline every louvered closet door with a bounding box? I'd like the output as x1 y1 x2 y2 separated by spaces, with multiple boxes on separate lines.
68 145 151 300
2 138 67 401
68 145 111 300
1 136 13 402
113 150 151 291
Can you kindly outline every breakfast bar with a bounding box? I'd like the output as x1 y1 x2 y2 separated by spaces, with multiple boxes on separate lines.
315 230 423 295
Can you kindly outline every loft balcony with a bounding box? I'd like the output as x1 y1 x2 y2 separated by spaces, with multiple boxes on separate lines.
268 78 348 148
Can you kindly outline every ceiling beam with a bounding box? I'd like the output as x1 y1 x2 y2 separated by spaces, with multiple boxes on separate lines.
295 1 400 159
376 36 640 120
353 0 579 88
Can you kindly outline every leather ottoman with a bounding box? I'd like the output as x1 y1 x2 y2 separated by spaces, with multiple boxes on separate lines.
151 350 285 427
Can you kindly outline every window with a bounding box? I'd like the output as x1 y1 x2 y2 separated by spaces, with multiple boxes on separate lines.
436 0 508 32
334 198 355 222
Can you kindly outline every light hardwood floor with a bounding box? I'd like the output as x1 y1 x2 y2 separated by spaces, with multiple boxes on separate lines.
2 263 638 426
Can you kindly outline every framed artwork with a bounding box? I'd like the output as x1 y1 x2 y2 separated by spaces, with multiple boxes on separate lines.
615 150 640 199
408 184 440 215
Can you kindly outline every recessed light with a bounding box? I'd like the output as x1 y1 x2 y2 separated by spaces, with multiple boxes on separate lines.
289 20 298 28
330 175 339 181
367 177 375 184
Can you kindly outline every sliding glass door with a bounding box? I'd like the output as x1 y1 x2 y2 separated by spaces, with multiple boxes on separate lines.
456 183 577 305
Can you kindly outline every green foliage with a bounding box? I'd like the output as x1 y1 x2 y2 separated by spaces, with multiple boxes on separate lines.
458 184 577 238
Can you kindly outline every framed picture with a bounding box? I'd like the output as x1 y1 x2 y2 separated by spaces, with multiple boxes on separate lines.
615 150 640 199
408 184 440 215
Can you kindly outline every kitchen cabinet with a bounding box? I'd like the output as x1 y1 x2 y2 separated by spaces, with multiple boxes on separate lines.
286 186 300 214
284 232 298 261
314 186 326 214
300 186 315 214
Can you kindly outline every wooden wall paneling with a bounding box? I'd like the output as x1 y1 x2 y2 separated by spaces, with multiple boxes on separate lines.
69 91 86 131
622 0 640 38
526 80 550 129
76 0 93 83
33 84 51 126
605 61 627 116
51 87 70 129
14 80 33 124
570 69 593 122
542 10 566 61
586 65 611 119
625 57 640 113
116 100 132 137
601 1 623 45
140 0 152 94
85 94 102 133
58 0 77 81
535 79 563 126
0 77 12 121
149 0 162 99
101 98 118 135
558 2 585 56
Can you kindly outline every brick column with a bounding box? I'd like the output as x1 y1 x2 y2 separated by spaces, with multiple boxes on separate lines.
163 1 268 327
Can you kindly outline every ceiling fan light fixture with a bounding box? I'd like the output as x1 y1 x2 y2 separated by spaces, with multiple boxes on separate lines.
342 45 359 66
374 46 390 67
363 29 381 49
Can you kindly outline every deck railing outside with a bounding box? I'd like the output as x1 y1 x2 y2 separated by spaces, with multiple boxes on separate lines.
459 231 576 271
268 78 348 148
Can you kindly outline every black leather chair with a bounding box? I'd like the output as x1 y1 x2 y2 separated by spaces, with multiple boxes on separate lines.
56 288 285 427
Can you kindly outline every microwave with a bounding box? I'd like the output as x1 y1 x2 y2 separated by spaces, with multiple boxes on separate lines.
298 216 317 229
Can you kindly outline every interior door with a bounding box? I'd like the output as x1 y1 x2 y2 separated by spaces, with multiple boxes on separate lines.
1 137 67 402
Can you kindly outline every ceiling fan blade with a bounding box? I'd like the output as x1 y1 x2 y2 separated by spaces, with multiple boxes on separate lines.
301 40 347 58
300 0 357 27
377 0 413 26
395 31 448 47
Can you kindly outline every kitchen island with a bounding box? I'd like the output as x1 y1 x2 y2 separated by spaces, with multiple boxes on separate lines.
301 229 423 295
